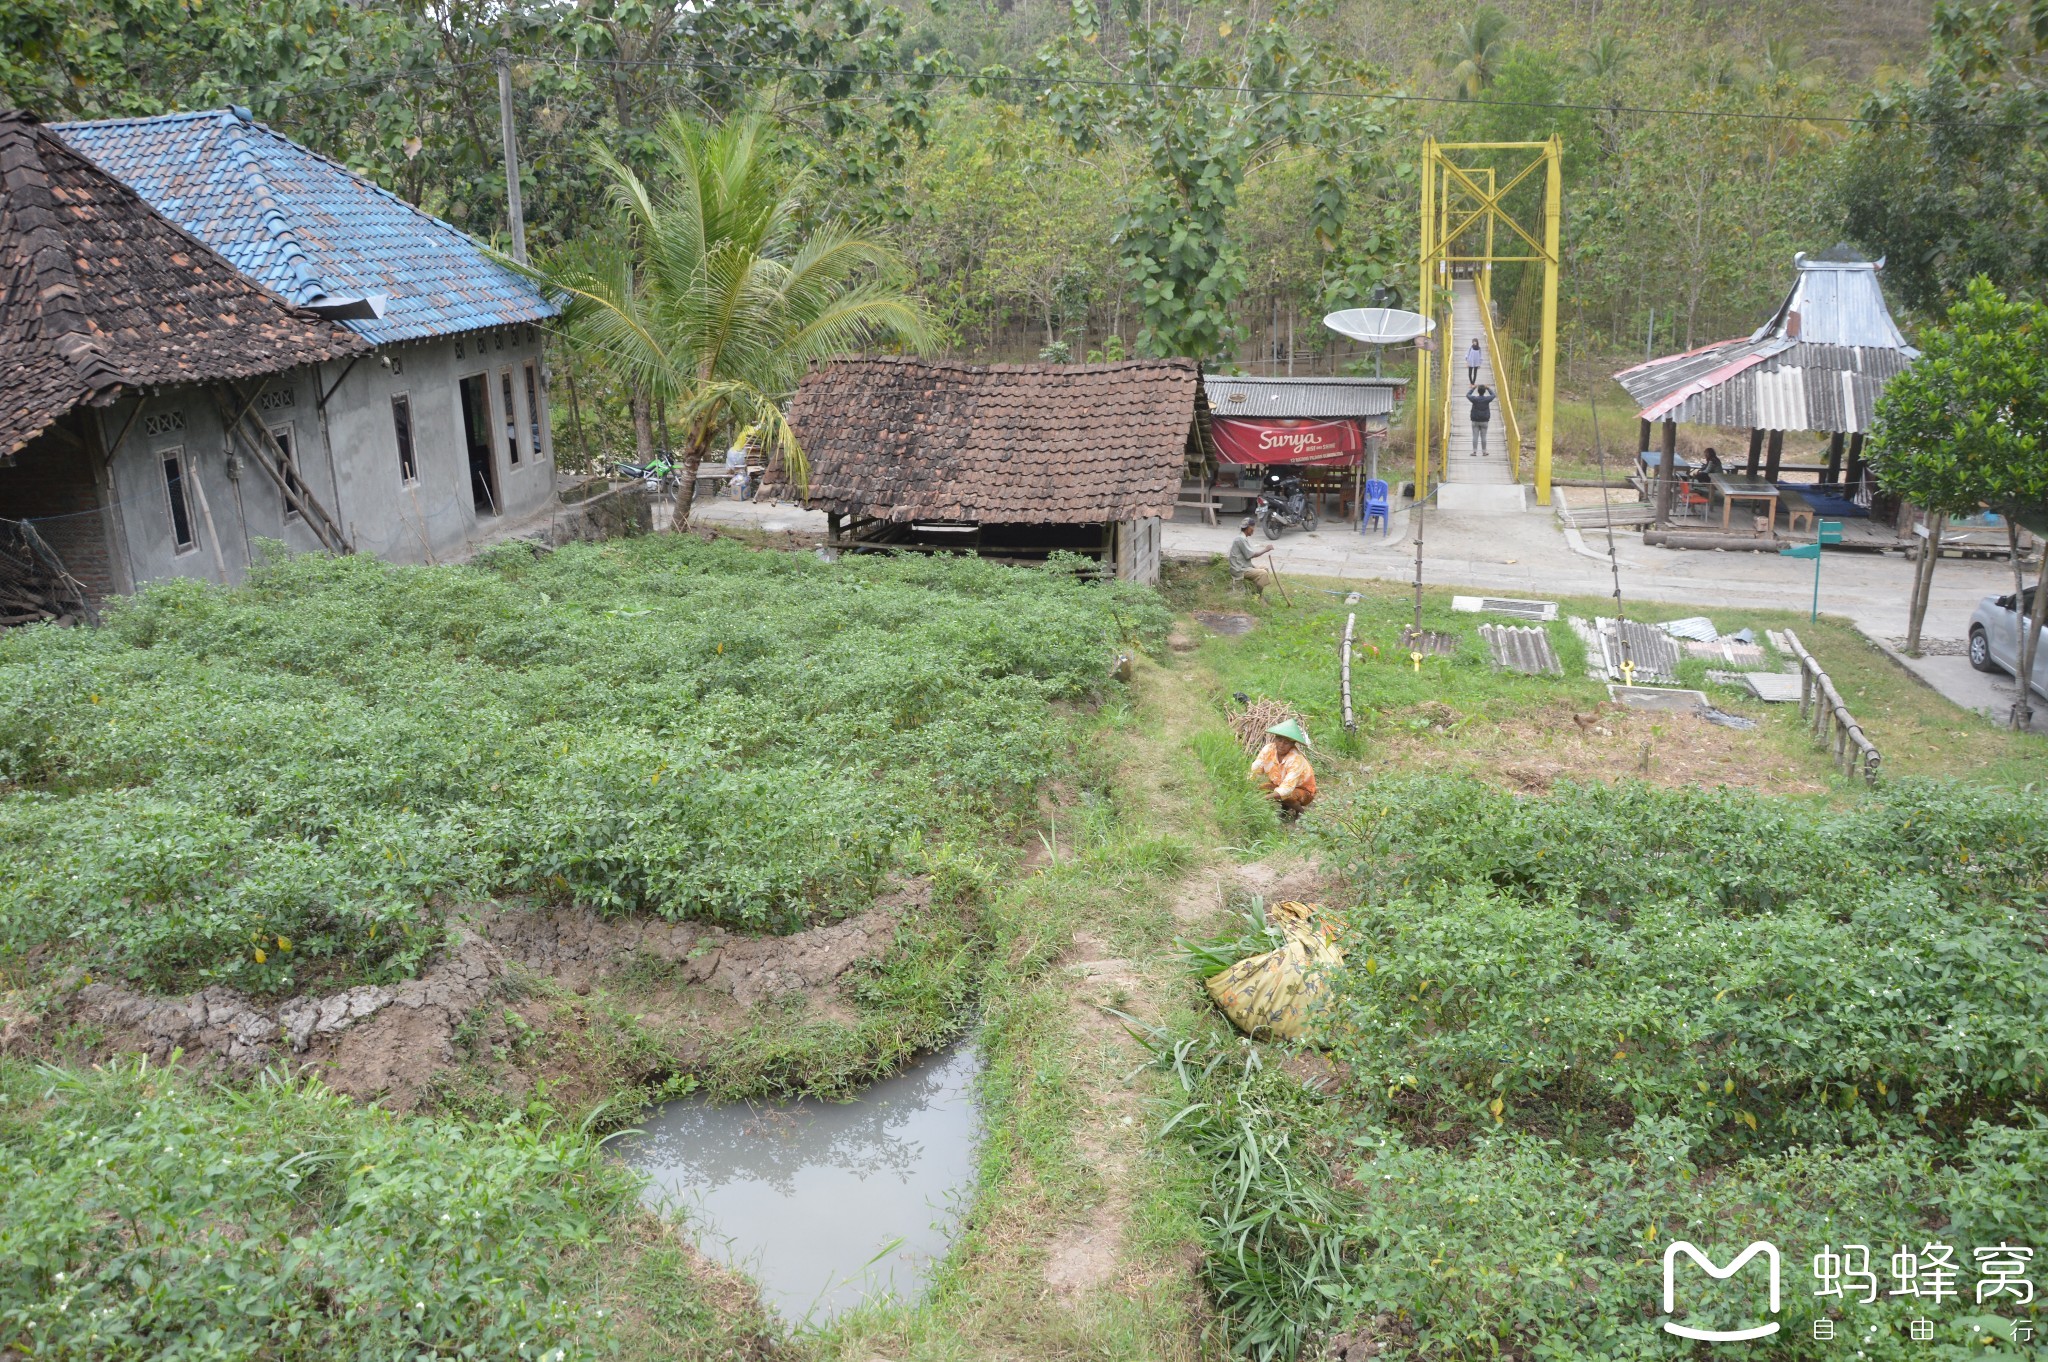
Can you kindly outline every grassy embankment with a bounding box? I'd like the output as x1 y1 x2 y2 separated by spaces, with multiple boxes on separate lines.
1148 560 2048 1360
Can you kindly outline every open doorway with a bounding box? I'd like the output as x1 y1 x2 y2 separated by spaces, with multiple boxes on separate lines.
458 374 499 515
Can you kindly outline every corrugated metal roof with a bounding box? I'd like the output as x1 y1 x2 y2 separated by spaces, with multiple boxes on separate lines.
1203 373 1402 419
1614 256 1916 432
1750 257 1913 349
54 108 553 345
1615 338 1913 433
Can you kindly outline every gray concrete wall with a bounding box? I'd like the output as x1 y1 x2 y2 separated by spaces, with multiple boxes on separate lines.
319 325 555 564
101 372 331 588
98 323 556 586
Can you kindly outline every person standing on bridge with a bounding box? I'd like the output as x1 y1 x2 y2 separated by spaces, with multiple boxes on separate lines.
1467 382 1495 457
1466 338 1483 385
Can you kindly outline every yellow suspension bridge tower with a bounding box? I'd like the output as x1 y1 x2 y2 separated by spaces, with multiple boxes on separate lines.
1414 136 1563 507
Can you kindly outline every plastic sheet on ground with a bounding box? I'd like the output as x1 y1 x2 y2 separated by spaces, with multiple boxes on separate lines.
1204 900 1347 1044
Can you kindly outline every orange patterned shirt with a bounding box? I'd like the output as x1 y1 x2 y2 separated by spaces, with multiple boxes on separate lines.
1250 741 1317 803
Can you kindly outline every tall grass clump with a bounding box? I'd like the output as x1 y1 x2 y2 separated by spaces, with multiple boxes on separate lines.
0 539 1166 993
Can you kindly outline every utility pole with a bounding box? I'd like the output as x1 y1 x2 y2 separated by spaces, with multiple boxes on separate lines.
496 48 528 265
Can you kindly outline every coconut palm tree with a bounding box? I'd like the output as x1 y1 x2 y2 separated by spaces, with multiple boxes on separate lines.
532 110 935 522
1578 36 1629 82
1441 7 1513 99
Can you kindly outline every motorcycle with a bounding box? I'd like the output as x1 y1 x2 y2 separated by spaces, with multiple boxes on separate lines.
611 455 680 498
1257 470 1318 539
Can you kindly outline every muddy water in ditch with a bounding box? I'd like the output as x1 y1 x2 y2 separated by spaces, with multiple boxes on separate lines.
618 1047 982 1325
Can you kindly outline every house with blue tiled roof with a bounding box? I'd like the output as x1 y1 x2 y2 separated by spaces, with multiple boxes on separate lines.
3 108 368 610
53 107 560 568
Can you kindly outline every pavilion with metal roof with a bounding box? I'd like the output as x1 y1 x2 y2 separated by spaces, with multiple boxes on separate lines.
1614 255 1918 529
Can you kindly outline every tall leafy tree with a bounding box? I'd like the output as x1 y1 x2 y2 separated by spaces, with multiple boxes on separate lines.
1868 277 2048 725
1029 0 1396 362
1839 2 2048 312
531 110 936 521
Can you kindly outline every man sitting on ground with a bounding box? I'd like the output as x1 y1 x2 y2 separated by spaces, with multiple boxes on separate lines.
1249 719 1317 819
1228 516 1274 594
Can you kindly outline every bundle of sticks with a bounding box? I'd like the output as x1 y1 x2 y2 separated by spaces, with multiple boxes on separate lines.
0 524 84 628
1227 696 1306 754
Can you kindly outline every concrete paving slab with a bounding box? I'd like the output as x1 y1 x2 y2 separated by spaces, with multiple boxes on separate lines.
1609 685 1709 713
1743 673 1804 703
1878 650 2048 733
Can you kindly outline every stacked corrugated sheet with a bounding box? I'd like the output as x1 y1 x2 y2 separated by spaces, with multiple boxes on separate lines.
1480 623 1563 676
1569 616 1681 684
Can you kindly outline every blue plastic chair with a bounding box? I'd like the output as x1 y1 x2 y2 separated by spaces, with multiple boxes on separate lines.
1363 478 1391 536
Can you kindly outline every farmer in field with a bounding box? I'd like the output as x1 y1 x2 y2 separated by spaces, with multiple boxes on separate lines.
1229 516 1273 594
1250 720 1317 819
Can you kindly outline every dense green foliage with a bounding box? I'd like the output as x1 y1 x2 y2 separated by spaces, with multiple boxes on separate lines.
0 1060 632 1359
0 538 1163 993
1322 776 2048 1153
1870 277 2048 521
0 0 1907 379
1031 0 1398 359
1839 1 2048 313
1167 776 2048 1358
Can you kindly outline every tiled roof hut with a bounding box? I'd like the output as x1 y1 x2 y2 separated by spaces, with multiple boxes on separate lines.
775 357 1216 584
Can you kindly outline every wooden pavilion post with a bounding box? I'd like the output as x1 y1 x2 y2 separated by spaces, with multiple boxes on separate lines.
1654 418 1679 527
1825 432 1845 484
1637 417 1652 462
1764 430 1784 481
1845 432 1866 490
1746 427 1765 476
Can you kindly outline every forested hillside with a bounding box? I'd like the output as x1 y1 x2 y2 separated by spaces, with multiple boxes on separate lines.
8 0 2000 390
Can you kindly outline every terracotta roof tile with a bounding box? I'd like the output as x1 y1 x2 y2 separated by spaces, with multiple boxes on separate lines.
1 109 363 456
774 356 1212 525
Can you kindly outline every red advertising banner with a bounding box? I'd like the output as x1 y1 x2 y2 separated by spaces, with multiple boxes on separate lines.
1212 418 1365 467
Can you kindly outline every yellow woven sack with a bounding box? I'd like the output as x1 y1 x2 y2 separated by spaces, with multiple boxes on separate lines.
1203 900 1347 1043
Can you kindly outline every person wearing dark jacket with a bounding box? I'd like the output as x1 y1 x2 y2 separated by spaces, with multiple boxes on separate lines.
1467 384 1495 456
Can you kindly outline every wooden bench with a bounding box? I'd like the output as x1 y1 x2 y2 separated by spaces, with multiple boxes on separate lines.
1177 478 1224 526
1777 487 1815 535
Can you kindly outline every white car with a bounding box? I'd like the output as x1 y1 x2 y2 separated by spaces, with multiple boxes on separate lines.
1968 588 2048 698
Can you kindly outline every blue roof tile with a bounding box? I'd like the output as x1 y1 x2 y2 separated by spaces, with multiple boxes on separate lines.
53 108 553 345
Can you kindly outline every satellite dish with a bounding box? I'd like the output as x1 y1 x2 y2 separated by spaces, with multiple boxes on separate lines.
1322 308 1435 346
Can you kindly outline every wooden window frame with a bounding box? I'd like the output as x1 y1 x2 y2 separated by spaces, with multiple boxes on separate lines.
500 368 521 467
159 446 198 555
523 361 545 462
392 392 419 485
271 421 302 521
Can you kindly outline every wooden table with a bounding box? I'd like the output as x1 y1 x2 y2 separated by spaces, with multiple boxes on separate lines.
1711 473 1781 531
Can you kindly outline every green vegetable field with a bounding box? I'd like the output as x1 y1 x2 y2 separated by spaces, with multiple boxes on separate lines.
1157 588 2048 1361
0 538 1162 994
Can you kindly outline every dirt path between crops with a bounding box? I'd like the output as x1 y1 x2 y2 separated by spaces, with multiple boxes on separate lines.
1035 656 1334 1316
